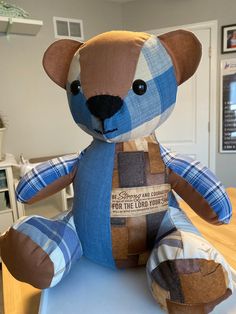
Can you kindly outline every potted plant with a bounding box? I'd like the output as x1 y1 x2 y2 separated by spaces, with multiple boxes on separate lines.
0 116 6 160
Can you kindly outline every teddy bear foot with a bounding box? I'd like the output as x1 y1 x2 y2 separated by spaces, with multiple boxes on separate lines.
166 292 232 314
1 226 54 288
149 258 232 314
0 213 83 289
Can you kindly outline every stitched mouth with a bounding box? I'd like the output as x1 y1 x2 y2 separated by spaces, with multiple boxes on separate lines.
94 128 118 135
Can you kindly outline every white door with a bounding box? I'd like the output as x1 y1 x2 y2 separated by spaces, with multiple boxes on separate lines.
151 26 212 167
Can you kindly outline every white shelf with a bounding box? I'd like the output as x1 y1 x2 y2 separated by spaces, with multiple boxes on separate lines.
0 16 43 35
66 193 73 199
0 208 12 214
0 188 8 192
0 153 18 167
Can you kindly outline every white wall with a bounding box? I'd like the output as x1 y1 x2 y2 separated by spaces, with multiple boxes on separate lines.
0 0 123 158
1 0 236 187
122 0 236 187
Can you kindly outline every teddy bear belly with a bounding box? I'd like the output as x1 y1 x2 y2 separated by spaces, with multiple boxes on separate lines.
110 184 170 268
111 215 155 268
110 140 170 268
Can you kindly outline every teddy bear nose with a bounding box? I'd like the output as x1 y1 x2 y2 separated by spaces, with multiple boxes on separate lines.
87 95 123 120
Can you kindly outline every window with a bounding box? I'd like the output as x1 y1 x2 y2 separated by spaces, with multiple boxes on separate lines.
53 17 84 41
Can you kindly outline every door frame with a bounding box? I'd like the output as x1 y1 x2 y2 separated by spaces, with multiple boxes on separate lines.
147 20 217 171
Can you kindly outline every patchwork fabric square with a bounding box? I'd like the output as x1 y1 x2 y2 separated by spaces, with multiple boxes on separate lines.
118 151 146 187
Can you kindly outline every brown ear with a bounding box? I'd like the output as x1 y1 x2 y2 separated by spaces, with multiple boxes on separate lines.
43 39 83 89
158 30 202 85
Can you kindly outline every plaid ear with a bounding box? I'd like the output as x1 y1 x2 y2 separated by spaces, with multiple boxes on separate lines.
16 153 83 203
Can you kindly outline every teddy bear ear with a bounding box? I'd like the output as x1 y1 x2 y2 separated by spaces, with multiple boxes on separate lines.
158 30 202 85
43 39 83 89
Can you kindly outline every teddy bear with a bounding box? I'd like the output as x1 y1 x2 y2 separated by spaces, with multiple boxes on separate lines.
0 29 234 313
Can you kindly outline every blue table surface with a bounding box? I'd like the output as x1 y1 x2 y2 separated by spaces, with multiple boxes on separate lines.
39 257 236 314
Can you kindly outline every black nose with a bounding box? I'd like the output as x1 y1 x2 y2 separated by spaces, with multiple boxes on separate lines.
87 95 123 120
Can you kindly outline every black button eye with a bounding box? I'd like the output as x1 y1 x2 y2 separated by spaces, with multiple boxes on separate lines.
132 79 147 95
70 80 81 95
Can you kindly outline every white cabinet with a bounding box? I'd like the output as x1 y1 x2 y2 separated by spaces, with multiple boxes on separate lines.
0 16 43 35
0 154 18 234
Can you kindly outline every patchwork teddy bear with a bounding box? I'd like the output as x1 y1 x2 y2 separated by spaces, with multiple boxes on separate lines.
0 30 234 313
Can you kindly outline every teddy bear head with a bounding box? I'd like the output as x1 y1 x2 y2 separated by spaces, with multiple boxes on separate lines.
43 30 201 143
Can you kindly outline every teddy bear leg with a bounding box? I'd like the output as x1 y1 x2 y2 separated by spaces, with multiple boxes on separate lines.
146 206 233 313
0 211 83 289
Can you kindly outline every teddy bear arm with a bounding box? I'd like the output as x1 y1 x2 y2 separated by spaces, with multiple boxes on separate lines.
16 153 82 204
159 144 232 225
168 169 224 224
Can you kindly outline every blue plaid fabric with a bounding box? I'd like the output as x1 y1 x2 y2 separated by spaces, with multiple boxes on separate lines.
16 153 83 203
108 36 177 141
160 144 232 224
66 35 177 142
13 211 82 287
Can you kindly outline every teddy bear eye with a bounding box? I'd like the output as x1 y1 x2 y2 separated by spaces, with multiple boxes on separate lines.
132 79 147 95
70 80 81 95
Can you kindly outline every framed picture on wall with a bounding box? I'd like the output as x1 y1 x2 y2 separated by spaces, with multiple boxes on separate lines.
220 59 236 152
222 24 236 54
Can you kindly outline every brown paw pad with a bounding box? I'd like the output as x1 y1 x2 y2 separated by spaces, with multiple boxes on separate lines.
1 227 53 288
